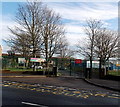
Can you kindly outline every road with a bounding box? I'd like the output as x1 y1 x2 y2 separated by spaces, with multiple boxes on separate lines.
2 82 119 107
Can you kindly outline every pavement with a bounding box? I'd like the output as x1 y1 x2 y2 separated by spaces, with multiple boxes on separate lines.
83 78 119 92
2 70 120 92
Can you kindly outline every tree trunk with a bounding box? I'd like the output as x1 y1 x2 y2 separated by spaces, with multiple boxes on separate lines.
99 59 102 79
45 37 48 75
89 57 92 79
32 50 36 72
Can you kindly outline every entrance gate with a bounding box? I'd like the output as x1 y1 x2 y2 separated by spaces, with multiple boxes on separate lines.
56 59 86 78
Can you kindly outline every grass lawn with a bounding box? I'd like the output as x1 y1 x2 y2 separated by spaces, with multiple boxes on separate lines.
108 70 120 76
3 68 44 72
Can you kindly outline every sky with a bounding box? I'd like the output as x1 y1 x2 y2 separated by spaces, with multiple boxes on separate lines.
0 0 118 58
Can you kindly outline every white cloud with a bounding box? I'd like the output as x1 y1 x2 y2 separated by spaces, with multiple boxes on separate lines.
1 45 10 53
65 25 84 34
66 33 87 46
1 0 119 2
0 14 17 53
47 2 118 21
1 15 16 40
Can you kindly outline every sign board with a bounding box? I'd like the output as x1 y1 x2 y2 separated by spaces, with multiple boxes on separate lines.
30 58 45 62
18 58 26 64
116 64 120 67
87 61 99 68
75 59 82 64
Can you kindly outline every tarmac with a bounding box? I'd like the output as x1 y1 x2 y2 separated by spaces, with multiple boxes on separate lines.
1 70 120 92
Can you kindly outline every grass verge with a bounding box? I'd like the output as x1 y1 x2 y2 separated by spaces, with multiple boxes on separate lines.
108 70 120 76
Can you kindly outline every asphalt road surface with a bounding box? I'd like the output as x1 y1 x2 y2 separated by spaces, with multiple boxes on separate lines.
2 85 119 107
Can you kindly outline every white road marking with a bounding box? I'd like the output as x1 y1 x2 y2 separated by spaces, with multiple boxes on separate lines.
21 102 48 107
111 94 120 96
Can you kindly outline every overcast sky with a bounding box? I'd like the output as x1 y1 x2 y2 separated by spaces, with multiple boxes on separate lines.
0 0 118 58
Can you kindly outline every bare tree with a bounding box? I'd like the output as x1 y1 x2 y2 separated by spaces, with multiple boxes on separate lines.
5 2 46 57
5 33 30 57
4 1 66 71
94 29 119 77
57 37 74 58
58 37 68 58
4 2 46 71
77 19 103 78
56 37 74 69
41 8 65 69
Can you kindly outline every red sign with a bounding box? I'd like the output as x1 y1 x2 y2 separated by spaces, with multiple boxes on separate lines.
75 59 82 64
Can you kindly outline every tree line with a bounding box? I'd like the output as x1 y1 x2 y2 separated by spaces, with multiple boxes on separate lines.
4 1 72 70
76 19 119 78
4 1 119 76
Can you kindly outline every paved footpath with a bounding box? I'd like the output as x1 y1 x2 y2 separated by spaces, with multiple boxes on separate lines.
84 78 119 92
